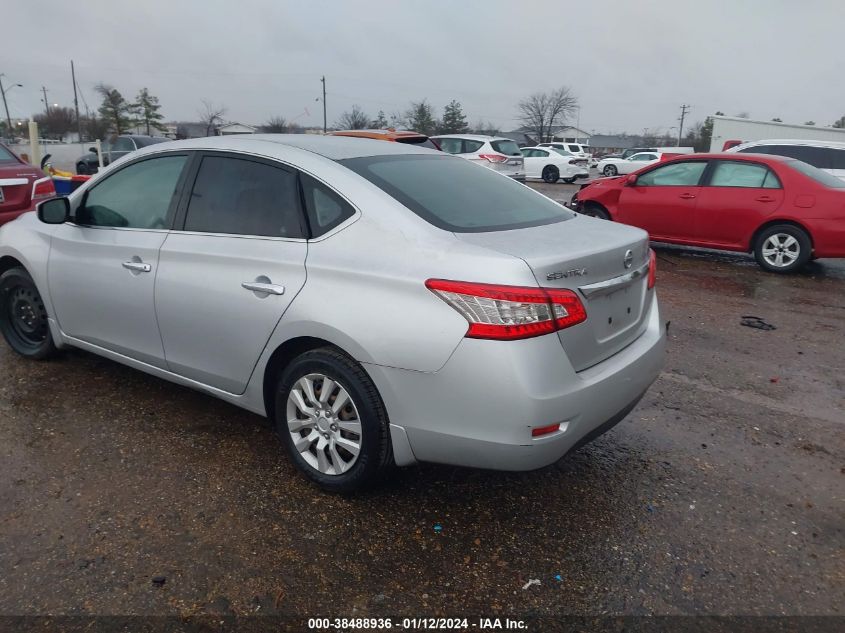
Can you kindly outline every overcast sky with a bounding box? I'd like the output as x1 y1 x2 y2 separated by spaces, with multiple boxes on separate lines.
5 0 844 134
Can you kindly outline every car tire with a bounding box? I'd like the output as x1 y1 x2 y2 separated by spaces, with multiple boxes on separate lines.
76 163 89 175
562 177 576 184
542 166 560 184
603 165 618 177
0 267 58 360
274 347 393 493
753 224 812 274
583 203 611 221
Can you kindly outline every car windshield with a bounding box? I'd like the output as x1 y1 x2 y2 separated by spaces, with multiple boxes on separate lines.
0 145 18 162
135 137 169 148
341 154 573 232
490 139 521 156
787 159 845 188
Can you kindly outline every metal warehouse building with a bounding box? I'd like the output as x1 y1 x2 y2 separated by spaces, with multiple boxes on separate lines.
710 115 845 151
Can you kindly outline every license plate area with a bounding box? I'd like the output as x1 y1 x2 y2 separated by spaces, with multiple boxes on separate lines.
591 285 641 341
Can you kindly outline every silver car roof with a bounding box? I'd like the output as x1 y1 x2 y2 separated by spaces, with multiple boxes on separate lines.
131 134 439 161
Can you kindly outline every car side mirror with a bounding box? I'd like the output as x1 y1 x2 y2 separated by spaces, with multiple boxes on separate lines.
625 174 638 186
89 146 98 154
37 197 70 224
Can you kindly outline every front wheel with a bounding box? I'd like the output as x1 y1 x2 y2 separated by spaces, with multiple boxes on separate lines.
275 347 393 492
583 203 611 221
76 162 90 175
603 164 618 177
0 267 58 360
562 177 576 184
542 165 559 183
753 224 811 273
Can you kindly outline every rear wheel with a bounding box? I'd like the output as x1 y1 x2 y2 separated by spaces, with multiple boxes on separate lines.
274 347 393 492
603 164 618 177
542 165 559 183
0 267 58 360
753 224 811 273
76 162 89 175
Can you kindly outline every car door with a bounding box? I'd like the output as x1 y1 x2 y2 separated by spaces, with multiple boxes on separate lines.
520 149 542 178
693 159 784 248
48 153 190 367
616 159 709 241
154 153 309 394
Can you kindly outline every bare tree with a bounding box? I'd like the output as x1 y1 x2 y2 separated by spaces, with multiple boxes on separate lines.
517 87 577 143
198 100 226 136
261 116 289 133
336 105 370 130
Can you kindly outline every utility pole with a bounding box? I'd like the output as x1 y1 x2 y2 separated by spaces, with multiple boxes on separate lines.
321 75 327 134
71 60 82 142
677 104 690 146
0 75 11 139
42 86 50 115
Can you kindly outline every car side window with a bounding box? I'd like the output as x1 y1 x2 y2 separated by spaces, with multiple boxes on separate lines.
830 148 845 170
437 138 462 154
111 137 133 152
183 156 305 238
637 161 708 186
709 161 781 188
78 155 188 228
535 149 549 157
301 173 355 237
464 140 484 153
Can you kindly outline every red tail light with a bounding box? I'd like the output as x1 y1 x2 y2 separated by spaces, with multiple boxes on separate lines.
426 279 587 341
532 423 561 437
31 177 56 201
478 153 508 164
647 249 657 289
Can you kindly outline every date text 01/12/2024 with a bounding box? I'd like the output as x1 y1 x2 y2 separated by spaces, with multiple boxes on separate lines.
307 617 528 630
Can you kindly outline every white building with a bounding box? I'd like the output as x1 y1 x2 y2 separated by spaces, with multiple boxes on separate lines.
216 122 257 136
709 116 845 152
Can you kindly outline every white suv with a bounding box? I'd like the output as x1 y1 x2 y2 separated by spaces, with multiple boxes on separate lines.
431 134 525 181
726 139 845 181
539 142 592 160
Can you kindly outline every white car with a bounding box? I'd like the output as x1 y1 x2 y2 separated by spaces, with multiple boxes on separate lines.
431 134 525 180
520 147 589 183
539 142 592 162
726 139 845 181
597 152 661 177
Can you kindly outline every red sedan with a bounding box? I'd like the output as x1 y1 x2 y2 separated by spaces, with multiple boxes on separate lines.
572 153 845 273
0 142 56 227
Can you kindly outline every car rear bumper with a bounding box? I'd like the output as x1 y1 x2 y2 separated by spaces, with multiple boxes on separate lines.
366 293 666 470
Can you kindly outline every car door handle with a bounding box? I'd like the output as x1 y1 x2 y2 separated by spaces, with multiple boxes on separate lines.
679 193 696 199
242 281 285 295
122 261 151 273
755 196 776 202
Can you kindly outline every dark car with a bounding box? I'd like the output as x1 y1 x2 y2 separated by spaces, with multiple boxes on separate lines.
0 142 55 226
76 135 169 174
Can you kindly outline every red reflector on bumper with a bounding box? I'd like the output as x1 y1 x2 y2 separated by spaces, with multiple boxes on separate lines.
531 423 561 437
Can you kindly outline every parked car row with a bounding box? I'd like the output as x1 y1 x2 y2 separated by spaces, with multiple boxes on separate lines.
0 142 56 226
75 135 170 174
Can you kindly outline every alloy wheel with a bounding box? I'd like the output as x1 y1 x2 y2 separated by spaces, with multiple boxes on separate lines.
761 233 800 268
603 165 617 176
286 373 362 476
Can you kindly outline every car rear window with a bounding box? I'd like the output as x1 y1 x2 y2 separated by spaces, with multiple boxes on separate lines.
395 137 439 150
786 159 845 188
0 145 17 162
340 154 573 233
135 137 169 148
489 140 521 156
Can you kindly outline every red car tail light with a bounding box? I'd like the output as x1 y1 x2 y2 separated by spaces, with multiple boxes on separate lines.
31 177 56 201
425 279 587 341
647 249 657 289
478 153 508 164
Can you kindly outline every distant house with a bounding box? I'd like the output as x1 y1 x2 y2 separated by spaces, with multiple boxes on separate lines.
551 126 592 144
216 122 257 135
500 130 538 146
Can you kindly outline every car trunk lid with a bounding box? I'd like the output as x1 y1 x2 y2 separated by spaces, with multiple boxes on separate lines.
455 216 652 371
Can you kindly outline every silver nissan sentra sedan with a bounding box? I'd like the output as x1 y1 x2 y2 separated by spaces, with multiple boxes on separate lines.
0 135 665 492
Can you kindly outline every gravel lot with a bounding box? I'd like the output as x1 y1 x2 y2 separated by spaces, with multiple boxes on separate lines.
1 182 842 625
